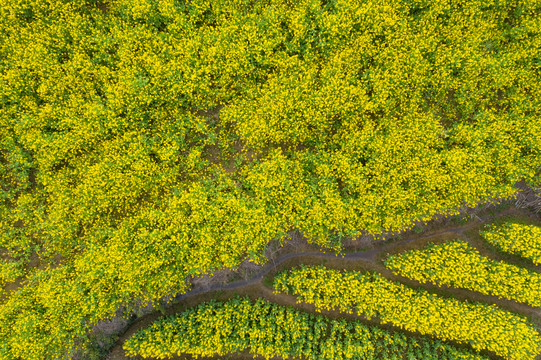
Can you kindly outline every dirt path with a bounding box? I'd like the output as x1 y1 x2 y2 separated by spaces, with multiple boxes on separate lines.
105 204 541 360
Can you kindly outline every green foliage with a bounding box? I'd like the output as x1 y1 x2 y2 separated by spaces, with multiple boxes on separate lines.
274 265 541 360
0 0 540 358
385 240 541 306
480 222 541 265
124 296 490 360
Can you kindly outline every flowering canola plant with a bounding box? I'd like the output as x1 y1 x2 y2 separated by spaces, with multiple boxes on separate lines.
0 0 540 358
384 240 541 306
273 265 541 360
123 296 490 360
480 223 541 265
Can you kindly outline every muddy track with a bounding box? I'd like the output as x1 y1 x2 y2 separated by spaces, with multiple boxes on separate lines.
171 226 466 302
105 204 541 360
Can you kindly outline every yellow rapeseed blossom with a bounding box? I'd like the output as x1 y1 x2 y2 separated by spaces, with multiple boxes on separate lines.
274 265 541 360
385 240 541 306
480 223 541 265
123 296 490 360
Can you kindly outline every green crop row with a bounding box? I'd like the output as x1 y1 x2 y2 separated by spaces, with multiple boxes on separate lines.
273 265 541 360
124 296 490 360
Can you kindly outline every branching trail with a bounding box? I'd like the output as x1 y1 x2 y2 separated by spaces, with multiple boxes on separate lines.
105 206 541 360
172 226 465 301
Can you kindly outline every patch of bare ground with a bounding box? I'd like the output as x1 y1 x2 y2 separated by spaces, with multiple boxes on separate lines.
516 185 541 215
95 2 111 15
